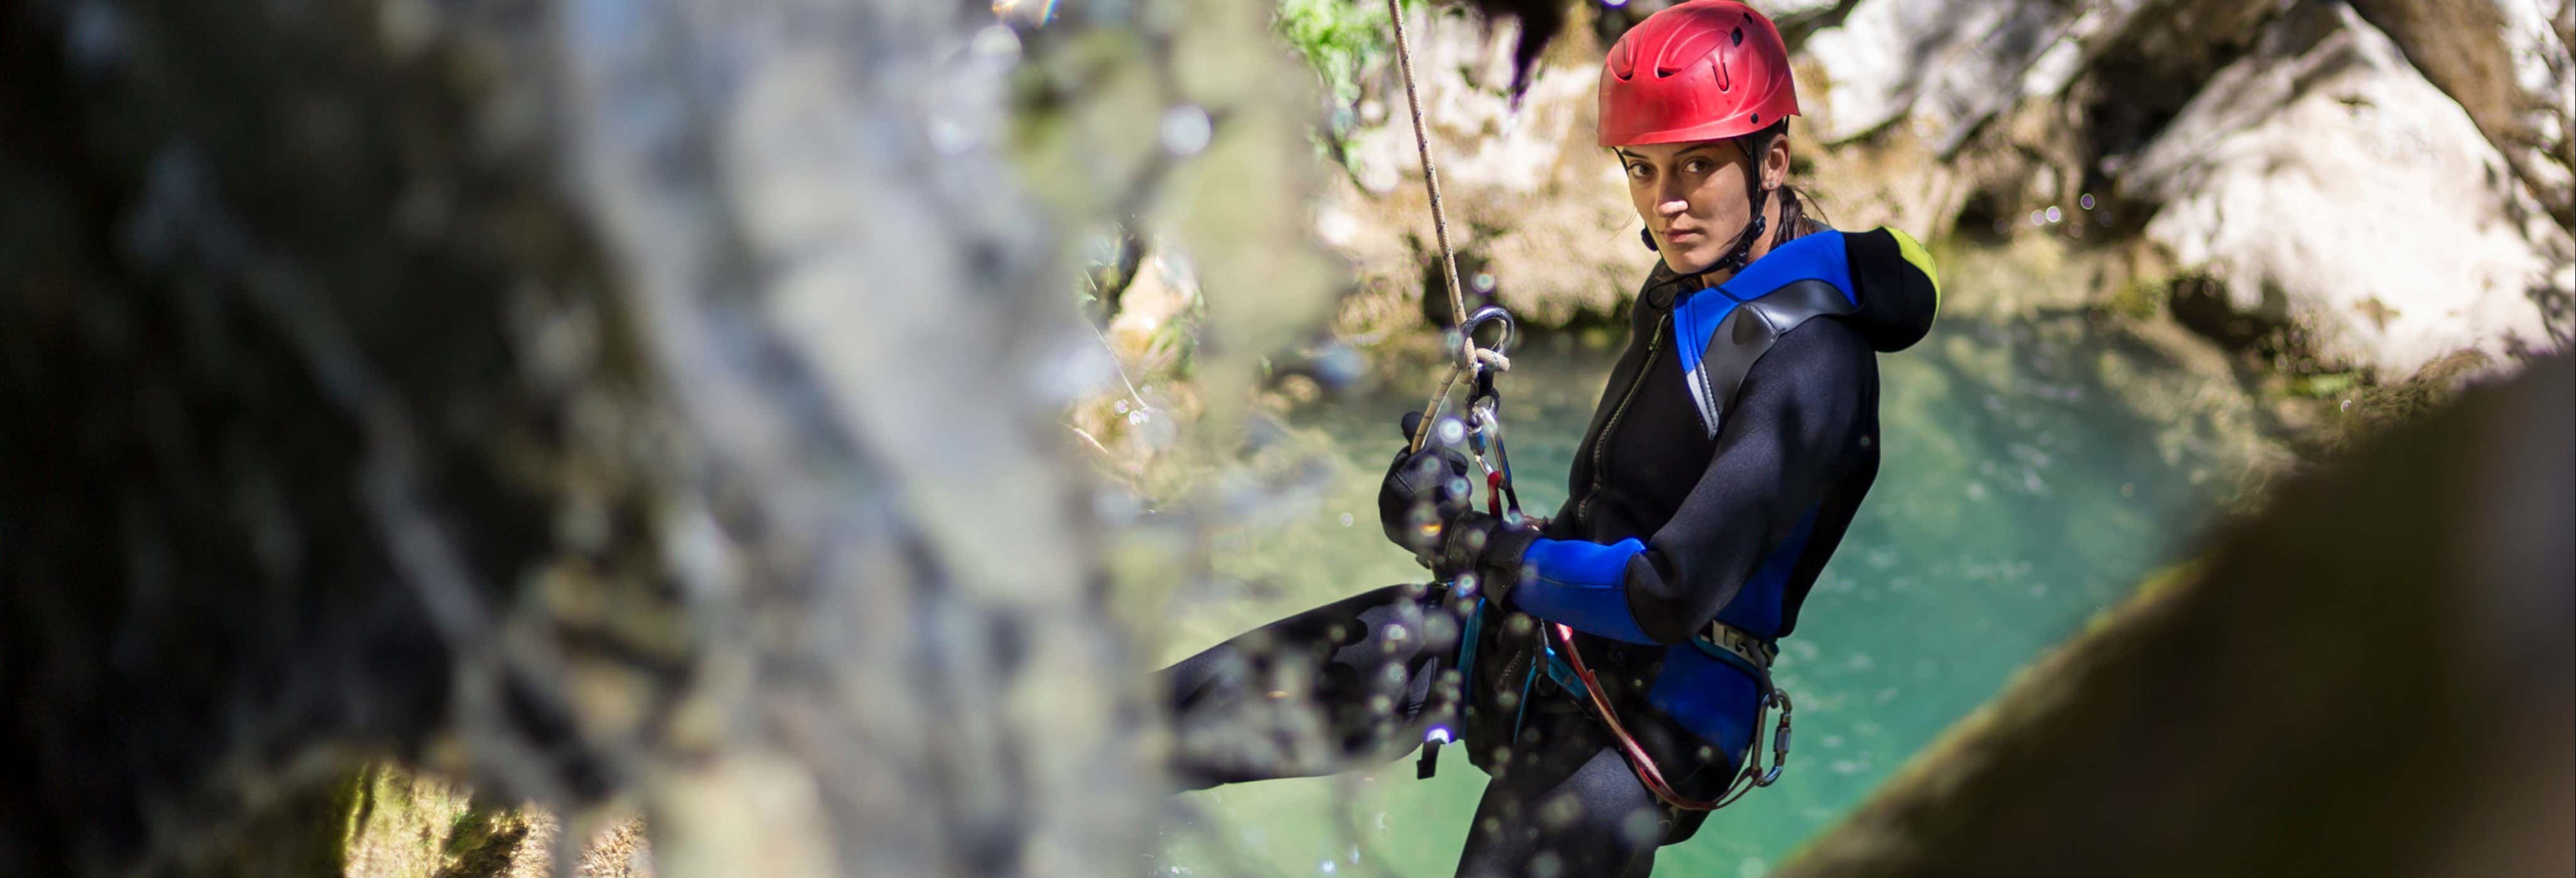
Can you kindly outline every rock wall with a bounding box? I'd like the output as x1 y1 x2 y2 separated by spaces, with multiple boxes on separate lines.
1313 0 2572 381
2120 1 2573 376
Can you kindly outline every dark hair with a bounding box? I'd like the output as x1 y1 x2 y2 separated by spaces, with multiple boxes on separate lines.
1754 120 1829 242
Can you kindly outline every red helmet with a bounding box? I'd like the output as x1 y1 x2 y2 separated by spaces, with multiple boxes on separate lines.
1596 1 1800 148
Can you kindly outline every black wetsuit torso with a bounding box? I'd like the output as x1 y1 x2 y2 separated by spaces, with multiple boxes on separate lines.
1548 260 1882 640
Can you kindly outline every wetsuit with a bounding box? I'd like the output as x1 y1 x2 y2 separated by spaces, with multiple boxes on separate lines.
1161 228 1940 877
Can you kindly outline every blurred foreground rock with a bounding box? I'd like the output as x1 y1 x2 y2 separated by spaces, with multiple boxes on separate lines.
1 0 1334 874
1777 354 2575 875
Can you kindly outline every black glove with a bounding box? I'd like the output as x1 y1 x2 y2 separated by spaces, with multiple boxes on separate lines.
1430 510 1543 601
1376 412 1543 598
1378 411 1474 562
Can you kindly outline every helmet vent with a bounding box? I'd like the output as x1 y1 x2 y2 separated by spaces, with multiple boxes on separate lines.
1731 26 1743 47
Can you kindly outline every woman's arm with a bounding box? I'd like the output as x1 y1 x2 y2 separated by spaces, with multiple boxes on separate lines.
1501 318 1873 644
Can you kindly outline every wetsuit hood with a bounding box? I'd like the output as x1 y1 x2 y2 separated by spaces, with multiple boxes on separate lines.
1838 227 1940 353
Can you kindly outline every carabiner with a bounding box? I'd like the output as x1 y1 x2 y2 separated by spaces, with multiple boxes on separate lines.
1459 304 1519 363
1756 689 1794 787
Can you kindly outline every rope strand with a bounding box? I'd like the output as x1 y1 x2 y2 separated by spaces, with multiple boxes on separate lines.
1385 0 1476 453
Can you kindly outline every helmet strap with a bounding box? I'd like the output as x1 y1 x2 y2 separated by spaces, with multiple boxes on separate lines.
1708 132 1775 276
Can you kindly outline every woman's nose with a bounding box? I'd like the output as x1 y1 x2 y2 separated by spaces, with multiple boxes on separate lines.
1657 195 1689 218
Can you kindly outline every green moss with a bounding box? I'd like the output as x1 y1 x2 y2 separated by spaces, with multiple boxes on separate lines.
2102 274 2168 321
327 763 542 878
1273 0 1398 116
2284 371 2360 399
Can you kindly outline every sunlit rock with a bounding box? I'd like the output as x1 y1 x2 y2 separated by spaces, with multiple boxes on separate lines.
2121 1 2574 377
2348 0 2574 231
1800 0 2101 145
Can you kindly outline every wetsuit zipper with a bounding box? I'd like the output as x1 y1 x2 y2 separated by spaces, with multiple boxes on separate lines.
1576 314 1667 527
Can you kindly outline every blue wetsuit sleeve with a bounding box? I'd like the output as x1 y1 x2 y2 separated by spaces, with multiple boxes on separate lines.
1504 320 1873 644
1512 537 1655 642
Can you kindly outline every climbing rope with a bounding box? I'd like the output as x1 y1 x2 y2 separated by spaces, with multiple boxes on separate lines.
1383 0 1498 454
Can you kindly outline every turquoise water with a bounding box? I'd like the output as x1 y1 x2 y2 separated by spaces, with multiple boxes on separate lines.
1147 305 2240 877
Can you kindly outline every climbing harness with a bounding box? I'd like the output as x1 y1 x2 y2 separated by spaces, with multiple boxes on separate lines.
1544 620 1794 811
1381 0 1793 811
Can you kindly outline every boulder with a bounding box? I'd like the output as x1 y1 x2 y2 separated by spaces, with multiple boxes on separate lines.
2347 0 2575 231
1800 0 2100 145
2120 1 2574 376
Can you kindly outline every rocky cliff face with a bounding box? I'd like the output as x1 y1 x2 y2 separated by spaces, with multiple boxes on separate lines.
1314 0 2572 382
2120 1 2572 376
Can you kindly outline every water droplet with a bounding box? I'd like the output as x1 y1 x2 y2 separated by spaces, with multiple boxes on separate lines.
1114 399 1131 414
1472 272 1497 293
2028 209 2046 227
971 24 1022 63
69 1 130 70
1619 809 1664 845
929 117 973 153
1437 417 1467 446
1162 105 1212 156
2079 193 2096 210
2044 206 2063 224
1339 512 1356 527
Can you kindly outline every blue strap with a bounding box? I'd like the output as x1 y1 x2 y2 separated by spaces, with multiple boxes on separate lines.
1511 657 1540 742
1687 638 1773 694
1454 596 1485 675
1540 640 1587 698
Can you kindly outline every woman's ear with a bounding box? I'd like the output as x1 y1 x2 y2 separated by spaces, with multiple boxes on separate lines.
1763 136 1792 192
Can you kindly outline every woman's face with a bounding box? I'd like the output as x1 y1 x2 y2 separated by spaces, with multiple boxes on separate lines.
1617 137 1789 277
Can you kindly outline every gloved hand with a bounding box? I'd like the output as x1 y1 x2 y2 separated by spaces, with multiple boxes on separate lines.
1377 411 1475 563
1376 413 1545 598
1426 510 1543 600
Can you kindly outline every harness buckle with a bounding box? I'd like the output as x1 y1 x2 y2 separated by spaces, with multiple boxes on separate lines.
1698 619 1778 674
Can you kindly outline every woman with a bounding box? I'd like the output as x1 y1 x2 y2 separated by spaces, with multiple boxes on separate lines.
1159 3 1940 874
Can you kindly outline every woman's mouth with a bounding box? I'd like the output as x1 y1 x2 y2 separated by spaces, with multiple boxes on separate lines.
1664 227 1702 243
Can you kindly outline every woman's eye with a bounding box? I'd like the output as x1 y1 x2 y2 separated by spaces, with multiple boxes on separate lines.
1626 164 1651 180
1683 158 1711 173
